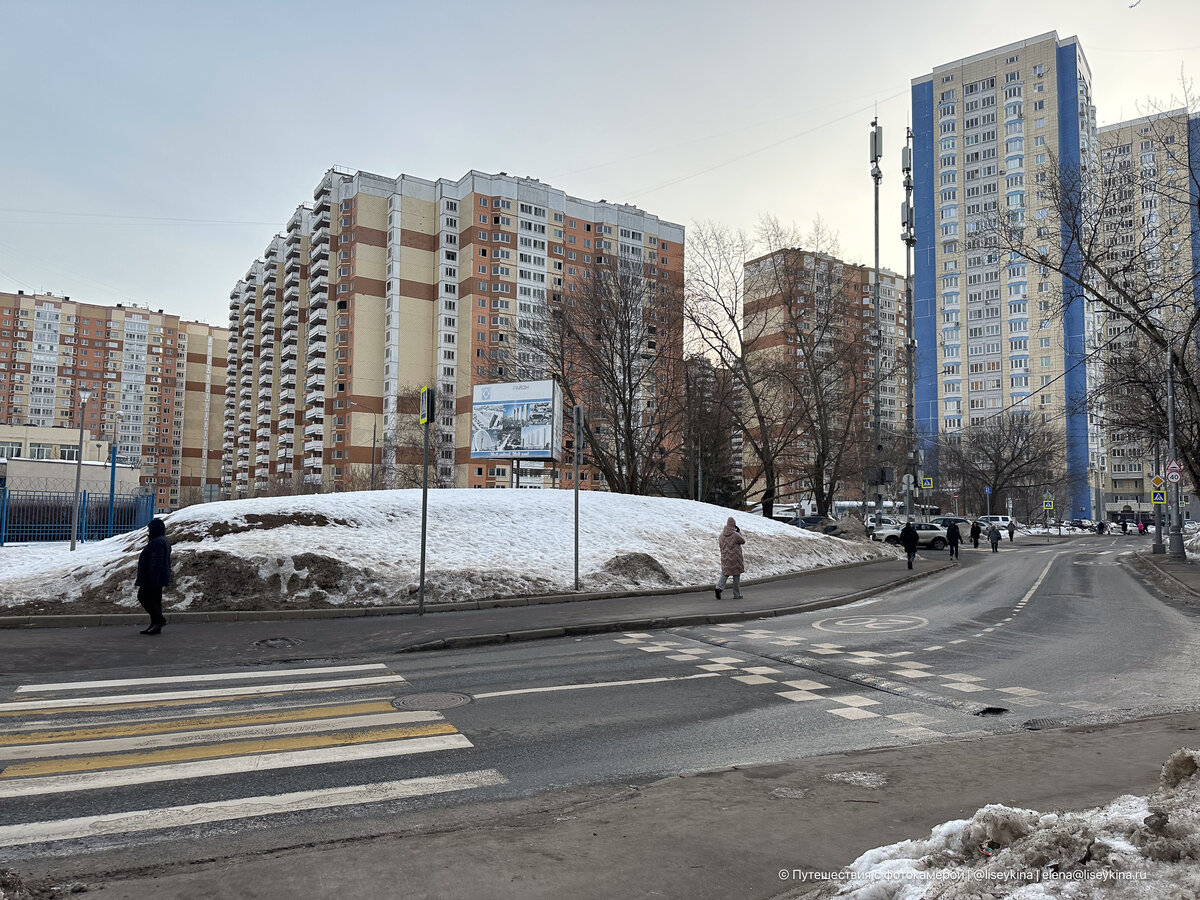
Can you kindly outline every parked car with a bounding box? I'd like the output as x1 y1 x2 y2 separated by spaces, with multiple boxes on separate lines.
790 515 832 527
865 515 900 533
931 516 972 529
871 522 949 550
977 515 1016 529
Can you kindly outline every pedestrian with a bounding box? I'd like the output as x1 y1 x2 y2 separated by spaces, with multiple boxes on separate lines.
135 517 171 635
970 521 982 549
715 517 745 600
900 520 919 570
1007 520 1016 542
987 523 1002 553
946 521 961 560
1137 521 1146 536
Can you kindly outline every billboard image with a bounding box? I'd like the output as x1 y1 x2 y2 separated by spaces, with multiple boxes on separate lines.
470 380 564 461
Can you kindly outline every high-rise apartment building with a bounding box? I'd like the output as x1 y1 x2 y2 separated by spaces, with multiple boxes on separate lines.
223 168 684 496
912 32 1097 515
1090 109 1199 523
739 249 909 508
0 291 228 509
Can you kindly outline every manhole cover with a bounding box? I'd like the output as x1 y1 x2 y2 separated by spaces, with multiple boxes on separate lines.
392 692 472 711
253 637 305 649
812 615 929 634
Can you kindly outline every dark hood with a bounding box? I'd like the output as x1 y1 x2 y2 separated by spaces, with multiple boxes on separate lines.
147 518 166 540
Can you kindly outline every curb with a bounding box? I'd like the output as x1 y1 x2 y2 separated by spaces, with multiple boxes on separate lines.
0 553 905 630
1126 549 1200 602
397 562 954 653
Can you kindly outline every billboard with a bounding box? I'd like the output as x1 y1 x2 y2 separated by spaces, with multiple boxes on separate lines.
470 380 564 461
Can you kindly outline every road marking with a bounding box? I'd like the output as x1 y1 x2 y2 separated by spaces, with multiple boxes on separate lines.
0 700 400 746
1017 554 1058 606
473 672 720 699
0 733 473 798
0 675 406 713
15 664 391 694
0 711 444 761
1 722 458 778
0 768 508 848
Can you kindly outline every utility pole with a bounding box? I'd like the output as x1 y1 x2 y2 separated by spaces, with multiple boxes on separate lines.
870 118 884 517
901 127 917 526
1152 441 1164 554
69 389 93 551
370 413 377 491
418 384 432 613
573 403 583 592
1166 347 1186 559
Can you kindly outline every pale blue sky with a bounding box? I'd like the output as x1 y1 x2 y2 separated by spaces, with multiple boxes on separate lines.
1 0 1197 323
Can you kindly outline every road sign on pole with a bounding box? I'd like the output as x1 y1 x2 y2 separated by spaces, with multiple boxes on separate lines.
920 477 933 489
1043 500 1054 510
1167 458 1182 474
984 486 992 494
1152 490 1167 505
902 473 914 488
1151 475 1165 489
1167 471 1182 485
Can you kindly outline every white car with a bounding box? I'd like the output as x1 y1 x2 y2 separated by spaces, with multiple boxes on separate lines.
871 522 949 550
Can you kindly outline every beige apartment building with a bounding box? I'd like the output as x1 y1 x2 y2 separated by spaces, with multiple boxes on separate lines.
0 291 228 510
1090 110 1198 522
223 168 685 496
739 248 909 508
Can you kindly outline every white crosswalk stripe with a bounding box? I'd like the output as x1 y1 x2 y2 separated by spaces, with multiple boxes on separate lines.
0 662 505 846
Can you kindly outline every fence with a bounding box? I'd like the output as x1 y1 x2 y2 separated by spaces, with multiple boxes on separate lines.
0 488 155 545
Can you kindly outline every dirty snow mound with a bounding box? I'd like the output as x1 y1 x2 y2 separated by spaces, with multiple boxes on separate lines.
826 748 1200 897
0 490 892 613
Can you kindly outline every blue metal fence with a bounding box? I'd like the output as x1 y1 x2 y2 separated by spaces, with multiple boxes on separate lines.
0 489 155 545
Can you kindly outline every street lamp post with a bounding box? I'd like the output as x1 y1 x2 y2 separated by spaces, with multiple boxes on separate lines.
869 118 884 515
1166 347 1185 560
901 128 917 524
69 388 93 551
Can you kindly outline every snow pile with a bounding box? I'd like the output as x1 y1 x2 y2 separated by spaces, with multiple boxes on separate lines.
0 490 894 613
829 748 1200 898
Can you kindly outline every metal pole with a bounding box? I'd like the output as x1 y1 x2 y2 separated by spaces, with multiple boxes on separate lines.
418 386 431 614
370 414 377 491
574 404 582 592
108 443 116 539
1153 442 1165 554
870 119 884 519
986 491 991 520
69 393 90 551
1167 347 1186 559
902 128 917 528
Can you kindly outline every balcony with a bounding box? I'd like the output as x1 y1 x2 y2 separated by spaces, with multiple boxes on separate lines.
303 440 324 455
307 340 326 360
310 257 328 277
304 422 324 438
280 342 298 360
262 269 277 285
305 372 325 391
303 403 324 422
257 414 271 427
308 323 327 342
310 229 329 248
284 270 300 290
285 242 300 262
283 298 299 317
284 256 300 275
255 454 271 467
310 241 328 262
308 275 327 295
313 192 330 214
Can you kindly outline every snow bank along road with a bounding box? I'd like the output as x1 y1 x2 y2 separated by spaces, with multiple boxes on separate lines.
0 531 1195 889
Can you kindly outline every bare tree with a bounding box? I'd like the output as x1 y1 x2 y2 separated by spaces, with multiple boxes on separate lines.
937 415 1066 520
538 254 685 495
676 353 741 505
978 81 1200 490
686 218 893 518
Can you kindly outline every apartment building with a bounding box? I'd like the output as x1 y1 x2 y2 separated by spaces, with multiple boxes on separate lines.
223 168 684 496
912 32 1098 516
1089 109 1200 522
739 248 909 507
0 291 228 509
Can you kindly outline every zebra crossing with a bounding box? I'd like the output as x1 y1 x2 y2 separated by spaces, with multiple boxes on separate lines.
0 662 504 849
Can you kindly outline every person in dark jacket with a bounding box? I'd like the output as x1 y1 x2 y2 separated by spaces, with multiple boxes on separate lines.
946 522 962 560
969 521 982 549
135 518 171 635
1007 520 1017 542
899 521 919 570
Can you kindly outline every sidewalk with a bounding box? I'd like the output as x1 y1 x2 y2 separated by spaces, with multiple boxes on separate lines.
1130 548 1200 605
39 712 1198 900
0 554 956 675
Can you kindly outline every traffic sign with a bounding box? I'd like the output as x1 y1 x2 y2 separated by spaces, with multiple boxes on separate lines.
1167 471 1182 485
985 486 992 495
920 477 933 489
419 384 432 424
1043 500 1054 510
1152 490 1167 504
953 492 959 500
902 473 914 488
1151 475 1164 489
1167 458 1183 474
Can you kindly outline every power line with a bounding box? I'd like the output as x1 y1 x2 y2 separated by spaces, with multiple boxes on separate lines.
0 208 279 227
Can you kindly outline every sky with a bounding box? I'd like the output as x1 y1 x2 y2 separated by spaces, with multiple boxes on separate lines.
1 0 1198 325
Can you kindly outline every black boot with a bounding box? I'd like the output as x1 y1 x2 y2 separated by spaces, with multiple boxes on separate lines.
715 588 722 600
141 624 162 635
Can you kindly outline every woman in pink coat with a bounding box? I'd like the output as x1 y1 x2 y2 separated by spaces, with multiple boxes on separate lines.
715 517 745 599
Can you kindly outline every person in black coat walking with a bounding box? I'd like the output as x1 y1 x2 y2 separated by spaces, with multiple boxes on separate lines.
899 521 919 570
946 522 961 560
135 518 171 635
969 521 982 549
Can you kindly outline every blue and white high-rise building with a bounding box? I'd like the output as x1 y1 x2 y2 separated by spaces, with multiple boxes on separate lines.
911 32 1097 516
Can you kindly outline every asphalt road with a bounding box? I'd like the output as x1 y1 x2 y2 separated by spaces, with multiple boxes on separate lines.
2 531 1197 883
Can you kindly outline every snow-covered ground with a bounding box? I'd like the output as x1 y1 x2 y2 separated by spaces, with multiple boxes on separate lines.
0 490 893 613
822 749 1200 899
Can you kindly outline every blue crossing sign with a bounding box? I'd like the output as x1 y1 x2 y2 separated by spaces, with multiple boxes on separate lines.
920 477 933 489
1151 490 1167 505
1043 500 1054 510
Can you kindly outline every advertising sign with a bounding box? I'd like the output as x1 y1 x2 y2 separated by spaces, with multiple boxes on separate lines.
470 380 564 461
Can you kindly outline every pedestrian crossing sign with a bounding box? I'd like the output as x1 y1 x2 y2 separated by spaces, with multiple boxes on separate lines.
920 477 933 489
1152 490 1167 505
1043 500 1054 510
